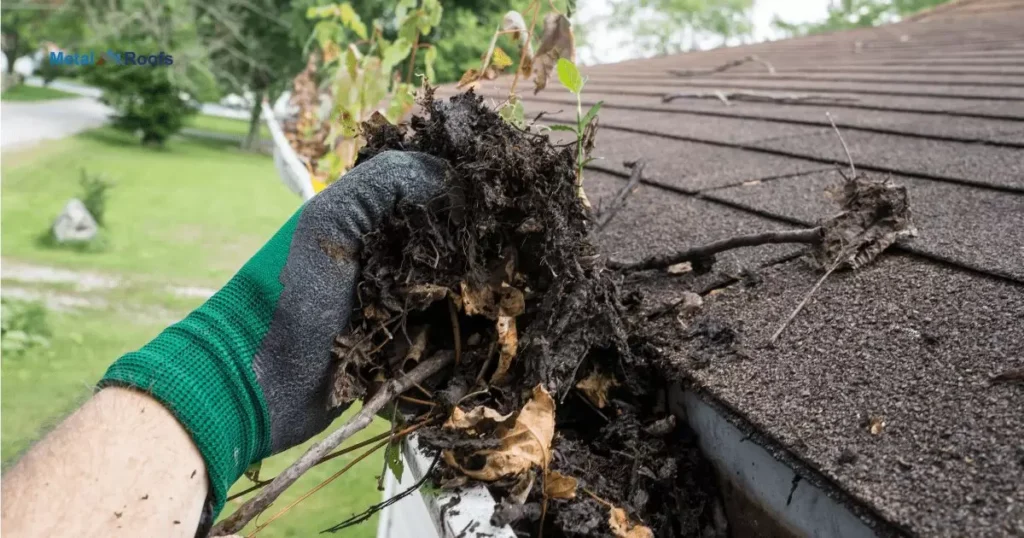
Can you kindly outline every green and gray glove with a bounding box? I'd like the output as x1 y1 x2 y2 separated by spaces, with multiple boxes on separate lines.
99 151 447 517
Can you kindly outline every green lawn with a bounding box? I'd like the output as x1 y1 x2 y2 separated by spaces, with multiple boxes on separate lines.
1 84 78 101
1 127 295 287
186 113 271 140
1 130 389 537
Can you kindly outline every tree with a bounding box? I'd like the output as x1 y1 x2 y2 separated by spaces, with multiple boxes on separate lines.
1 1 81 79
772 0 953 37
78 0 218 145
607 0 754 57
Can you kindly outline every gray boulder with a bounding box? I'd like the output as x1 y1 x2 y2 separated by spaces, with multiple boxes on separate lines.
52 198 98 243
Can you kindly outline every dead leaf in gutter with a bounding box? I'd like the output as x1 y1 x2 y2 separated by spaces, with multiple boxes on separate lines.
532 13 575 94
443 385 555 481
401 283 449 310
666 262 692 274
460 281 497 318
545 471 577 499
492 315 518 384
608 506 653 538
868 416 885 436
444 405 515 434
575 370 618 408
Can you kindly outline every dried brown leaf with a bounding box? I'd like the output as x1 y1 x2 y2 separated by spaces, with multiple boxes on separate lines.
818 178 917 270
459 281 497 318
868 416 885 436
498 285 525 317
532 13 575 94
608 506 653 538
457 68 480 89
575 369 618 408
502 11 534 75
544 471 578 500
491 314 518 384
443 385 555 481
444 405 515 434
400 283 450 310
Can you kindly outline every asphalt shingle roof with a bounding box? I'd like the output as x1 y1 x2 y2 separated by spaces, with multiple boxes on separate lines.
438 0 1024 534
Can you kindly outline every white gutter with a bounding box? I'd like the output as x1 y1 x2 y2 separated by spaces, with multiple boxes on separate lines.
262 100 317 201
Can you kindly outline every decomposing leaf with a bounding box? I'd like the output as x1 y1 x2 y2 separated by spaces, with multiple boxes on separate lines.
499 97 526 129
667 262 692 274
483 66 498 80
608 506 654 538
544 471 578 500
532 13 575 94
575 369 618 408
444 404 515 433
492 47 514 70
509 470 536 504
401 283 449 310
818 177 917 270
868 416 885 436
457 68 481 89
502 11 534 76
492 314 518 383
443 385 555 481
459 281 496 318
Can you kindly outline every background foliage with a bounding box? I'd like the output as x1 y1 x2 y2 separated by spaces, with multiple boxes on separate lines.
773 0 952 36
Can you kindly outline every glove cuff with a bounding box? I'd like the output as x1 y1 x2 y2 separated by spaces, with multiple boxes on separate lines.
99 275 275 515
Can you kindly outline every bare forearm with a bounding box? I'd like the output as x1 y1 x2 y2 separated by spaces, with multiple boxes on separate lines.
2 387 208 537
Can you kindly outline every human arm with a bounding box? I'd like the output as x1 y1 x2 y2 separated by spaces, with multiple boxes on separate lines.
1 387 208 537
1 151 447 537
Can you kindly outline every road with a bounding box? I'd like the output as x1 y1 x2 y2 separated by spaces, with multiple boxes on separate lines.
1 97 112 150
1 78 255 151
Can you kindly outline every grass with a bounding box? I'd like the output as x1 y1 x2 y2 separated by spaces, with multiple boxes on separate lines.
186 114 270 140
1 130 390 537
1 84 78 101
1 127 296 287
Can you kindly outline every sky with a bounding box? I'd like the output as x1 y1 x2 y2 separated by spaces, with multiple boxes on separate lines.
575 0 831 65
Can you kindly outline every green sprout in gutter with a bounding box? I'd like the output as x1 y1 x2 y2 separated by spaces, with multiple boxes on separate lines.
549 57 602 208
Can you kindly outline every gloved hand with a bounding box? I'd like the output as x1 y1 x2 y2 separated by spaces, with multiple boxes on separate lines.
99 151 447 517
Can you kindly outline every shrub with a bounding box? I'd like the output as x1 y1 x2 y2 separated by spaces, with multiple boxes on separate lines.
85 66 199 145
1 299 52 355
79 168 113 227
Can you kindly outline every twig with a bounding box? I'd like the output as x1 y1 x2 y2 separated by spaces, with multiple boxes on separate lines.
595 161 645 231
769 258 841 344
321 455 441 533
670 55 776 78
608 228 823 272
448 298 462 365
826 112 856 177
398 395 436 407
377 402 400 491
662 91 858 106
226 428 409 502
210 352 455 536
246 439 390 537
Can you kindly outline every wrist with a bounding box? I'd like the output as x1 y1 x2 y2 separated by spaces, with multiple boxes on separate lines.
99 274 274 515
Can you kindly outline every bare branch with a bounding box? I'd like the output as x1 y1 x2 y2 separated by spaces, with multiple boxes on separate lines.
770 258 841 344
670 55 776 78
608 228 822 272
595 160 645 231
209 352 454 537
662 91 859 106
826 112 856 178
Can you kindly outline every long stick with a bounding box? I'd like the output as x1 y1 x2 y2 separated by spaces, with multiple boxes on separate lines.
607 228 823 272
210 352 454 536
595 161 645 231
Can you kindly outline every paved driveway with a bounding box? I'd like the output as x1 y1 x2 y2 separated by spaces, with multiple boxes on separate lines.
1 97 111 150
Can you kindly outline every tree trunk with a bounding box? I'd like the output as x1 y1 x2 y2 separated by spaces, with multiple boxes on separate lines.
242 88 265 151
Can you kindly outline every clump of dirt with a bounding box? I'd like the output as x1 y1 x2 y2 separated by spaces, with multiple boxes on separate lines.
334 89 719 537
